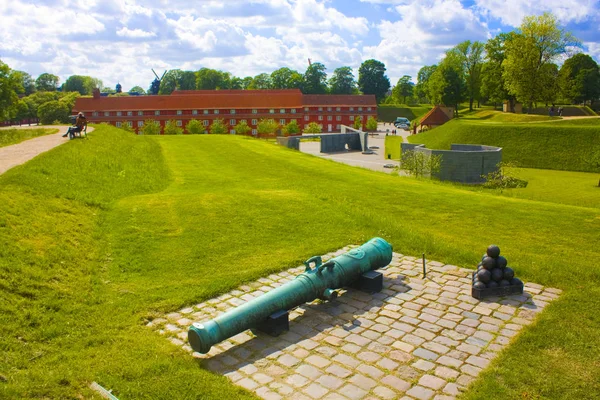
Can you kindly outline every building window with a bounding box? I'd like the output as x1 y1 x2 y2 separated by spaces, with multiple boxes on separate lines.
349 116 354 121
291 109 296 114
280 119 285 125
155 110 160 116
336 124 340 130
126 111 132 116
304 115 309 121
358 107 363 111
93 112 98 117
367 107 372 111
269 109 275 114
116 122 122 127
104 112 110 117
138 111 143 116
192 110 198 115
318 116 323 121
318 107 323 111
304 107 309 112
137 121 144 127
350 107 354 111
327 107 332 111
117 111 122 116
336 107 341 111
241 119 247 124
280 109 285 113
231 109 236 114
252 129 257 135
204 110 209 115
214 110 219 114
230 119 236 125
203 120 209 126
336 116 341 121
252 109 258 114
327 116 332 121
177 110 182 115
177 120 182 126
230 129 236 134
252 119 257 125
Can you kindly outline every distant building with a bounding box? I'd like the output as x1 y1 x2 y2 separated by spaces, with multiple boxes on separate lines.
73 89 377 134
419 105 454 131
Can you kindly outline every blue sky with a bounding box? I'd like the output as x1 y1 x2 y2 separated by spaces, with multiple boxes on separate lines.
1 0 599 91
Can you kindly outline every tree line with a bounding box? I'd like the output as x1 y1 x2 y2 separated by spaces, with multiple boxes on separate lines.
388 13 600 115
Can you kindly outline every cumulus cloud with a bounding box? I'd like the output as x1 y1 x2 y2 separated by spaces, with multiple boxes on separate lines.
116 27 156 38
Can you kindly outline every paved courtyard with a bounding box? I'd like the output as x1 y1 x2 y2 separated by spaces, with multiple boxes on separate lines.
149 246 560 400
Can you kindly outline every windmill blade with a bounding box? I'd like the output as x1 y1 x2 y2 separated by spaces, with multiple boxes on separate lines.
152 69 160 80
161 70 167 80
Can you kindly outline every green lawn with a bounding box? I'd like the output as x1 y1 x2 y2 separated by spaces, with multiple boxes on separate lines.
1 125 600 399
460 109 560 122
0 127 59 147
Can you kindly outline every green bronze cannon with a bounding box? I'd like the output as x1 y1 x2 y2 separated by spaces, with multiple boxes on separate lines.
188 237 392 354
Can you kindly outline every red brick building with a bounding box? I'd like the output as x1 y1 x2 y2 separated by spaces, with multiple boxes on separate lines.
73 89 377 134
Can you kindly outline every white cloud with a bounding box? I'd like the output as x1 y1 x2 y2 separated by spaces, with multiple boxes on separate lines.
116 27 156 38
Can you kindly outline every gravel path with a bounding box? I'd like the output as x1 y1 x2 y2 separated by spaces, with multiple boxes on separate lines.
0 125 93 176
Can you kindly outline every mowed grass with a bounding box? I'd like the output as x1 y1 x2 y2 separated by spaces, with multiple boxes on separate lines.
0 127 59 147
377 105 432 122
404 117 600 172
460 109 560 122
1 125 600 399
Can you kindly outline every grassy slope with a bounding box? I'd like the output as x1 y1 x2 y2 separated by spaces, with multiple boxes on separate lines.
0 127 59 147
1 126 600 399
377 105 432 122
405 118 600 172
460 109 560 123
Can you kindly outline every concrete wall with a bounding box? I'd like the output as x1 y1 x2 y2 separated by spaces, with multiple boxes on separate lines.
278 132 366 153
401 143 502 183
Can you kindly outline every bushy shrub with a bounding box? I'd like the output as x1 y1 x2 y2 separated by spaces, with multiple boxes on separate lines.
37 100 70 124
399 151 442 178
141 119 161 135
186 119 206 134
282 120 300 136
164 120 183 135
209 118 228 135
234 120 251 135
482 162 528 190
303 122 322 134
257 119 280 135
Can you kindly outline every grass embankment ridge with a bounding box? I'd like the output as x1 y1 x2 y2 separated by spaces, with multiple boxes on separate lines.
0 127 59 147
403 117 600 172
377 104 432 122
1 125 599 399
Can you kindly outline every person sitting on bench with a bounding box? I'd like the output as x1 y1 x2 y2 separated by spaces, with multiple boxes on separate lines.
62 112 87 138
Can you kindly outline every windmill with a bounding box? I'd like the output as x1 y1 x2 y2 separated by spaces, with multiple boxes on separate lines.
149 69 167 95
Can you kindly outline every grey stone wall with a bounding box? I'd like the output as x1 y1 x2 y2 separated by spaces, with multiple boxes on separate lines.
278 133 366 153
400 143 502 183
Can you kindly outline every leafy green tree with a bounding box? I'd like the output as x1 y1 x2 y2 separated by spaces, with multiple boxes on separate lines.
303 122 322 133
446 40 484 111
196 68 230 90
353 116 362 130
37 100 69 124
539 63 559 106
392 75 414 104
102 87 116 94
186 119 206 134
302 62 328 94
129 86 146 95
248 73 272 90
241 77 253 89
329 66 357 95
415 65 437 104
141 119 161 135
503 13 580 112
481 33 514 108
159 70 182 94
257 118 280 135
271 67 303 89
179 71 197 90
428 63 465 115
234 120 252 135
16 97 38 122
35 73 59 91
558 53 600 105
358 59 390 102
209 118 228 134
229 76 244 90
282 120 300 135
15 71 36 95
63 75 102 95
366 116 378 132
0 60 23 120
164 120 183 135
120 121 135 133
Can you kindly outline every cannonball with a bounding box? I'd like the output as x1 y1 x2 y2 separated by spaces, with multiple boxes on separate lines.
496 256 508 269
487 245 501 259
491 267 504 282
477 269 492 283
473 281 486 290
477 262 483 271
510 277 523 287
482 256 496 270
482 254 488 262
503 267 515 281
499 279 511 287
487 281 499 288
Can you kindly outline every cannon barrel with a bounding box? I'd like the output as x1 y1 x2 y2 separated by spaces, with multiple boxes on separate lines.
188 237 392 354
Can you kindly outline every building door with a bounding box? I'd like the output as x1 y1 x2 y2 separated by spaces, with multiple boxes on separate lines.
328 124 332 132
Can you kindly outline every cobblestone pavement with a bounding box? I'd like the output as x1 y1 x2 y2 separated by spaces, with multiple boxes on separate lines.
149 247 561 400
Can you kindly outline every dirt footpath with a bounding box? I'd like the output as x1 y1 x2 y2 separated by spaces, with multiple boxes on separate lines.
0 125 93 175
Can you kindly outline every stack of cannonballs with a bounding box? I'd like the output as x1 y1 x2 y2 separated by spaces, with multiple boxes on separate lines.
472 245 523 298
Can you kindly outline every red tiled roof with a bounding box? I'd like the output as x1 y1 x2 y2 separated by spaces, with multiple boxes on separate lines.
303 94 377 106
419 105 452 126
172 89 302 96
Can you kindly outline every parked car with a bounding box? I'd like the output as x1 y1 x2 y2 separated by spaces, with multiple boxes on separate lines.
394 117 410 130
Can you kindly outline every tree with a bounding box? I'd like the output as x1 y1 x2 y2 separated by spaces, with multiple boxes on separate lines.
234 120 251 135
241 77 253 89
392 75 414 104
129 86 146 95
209 118 228 134
302 62 328 94
415 65 437 104
353 116 362 130
141 120 161 135
179 71 197 90
271 67 303 89
248 73 272 90
164 120 183 135
539 63 559 106
329 66 357 95
35 73 59 91
366 116 378 132
481 33 513 109
447 41 484 111
159 70 183 94
63 75 102 95
15 71 36 95
0 60 23 120
196 68 229 90
120 121 134 133
102 87 116 94
37 100 69 124
358 59 390 102
282 120 300 136
503 13 580 112
559 53 600 105
257 118 280 135
428 63 465 115
186 119 206 134
303 122 322 133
